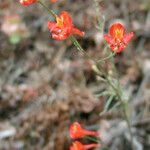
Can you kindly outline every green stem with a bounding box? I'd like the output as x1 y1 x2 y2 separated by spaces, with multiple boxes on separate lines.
120 99 134 148
70 35 115 63
37 0 56 19
70 35 85 54
85 136 99 143
93 0 105 33
97 52 116 63
106 78 134 148
70 35 96 61
86 136 109 150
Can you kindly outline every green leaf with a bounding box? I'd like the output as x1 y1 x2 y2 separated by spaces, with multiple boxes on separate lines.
100 95 114 115
95 91 110 97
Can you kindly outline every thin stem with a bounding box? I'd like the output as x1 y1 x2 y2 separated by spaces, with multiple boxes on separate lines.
86 136 109 150
85 136 99 143
106 78 134 148
70 35 96 61
70 35 115 63
70 35 85 54
120 99 134 148
37 0 56 19
97 52 116 63
93 0 105 33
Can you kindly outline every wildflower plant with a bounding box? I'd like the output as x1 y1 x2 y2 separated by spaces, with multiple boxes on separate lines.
19 0 134 149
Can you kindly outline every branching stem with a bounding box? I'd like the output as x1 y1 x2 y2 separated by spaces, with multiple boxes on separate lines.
37 0 56 19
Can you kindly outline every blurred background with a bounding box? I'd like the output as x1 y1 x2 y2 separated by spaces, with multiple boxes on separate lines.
0 0 150 149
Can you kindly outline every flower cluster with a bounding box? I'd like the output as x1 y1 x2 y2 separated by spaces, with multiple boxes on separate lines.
19 0 134 53
69 122 100 150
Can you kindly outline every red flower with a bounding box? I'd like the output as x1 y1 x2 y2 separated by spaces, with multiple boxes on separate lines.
48 11 85 40
70 122 99 139
70 141 100 150
104 23 134 53
20 0 37 6
51 0 58 2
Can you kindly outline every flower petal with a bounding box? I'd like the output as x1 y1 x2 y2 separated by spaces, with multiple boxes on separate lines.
109 23 125 37
48 22 56 30
59 11 73 27
20 0 37 6
52 33 68 40
72 28 85 37
104 35 114 45
124 32 134 44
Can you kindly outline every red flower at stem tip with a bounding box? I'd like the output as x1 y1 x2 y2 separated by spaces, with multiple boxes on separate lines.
48 11 85 40
70 141 100 150
70 122 99 139
20 0 37 6
104 23 134 53
51 0 58 2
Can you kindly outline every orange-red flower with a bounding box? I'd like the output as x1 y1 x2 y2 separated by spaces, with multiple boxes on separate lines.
70 122 99 139
51 0 58 2
104 23 134 53
48 11 85 40
70 141 100 150
20 0 37 6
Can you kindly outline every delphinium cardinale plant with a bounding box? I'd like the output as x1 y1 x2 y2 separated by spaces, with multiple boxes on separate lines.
20 0 134 149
